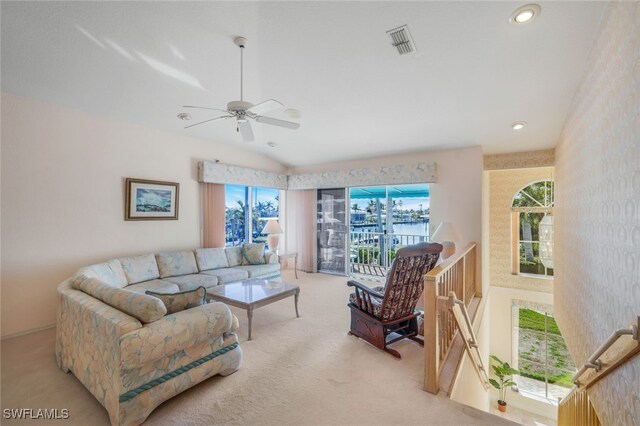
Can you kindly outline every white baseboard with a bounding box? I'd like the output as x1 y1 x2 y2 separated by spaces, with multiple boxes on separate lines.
1 323 56 340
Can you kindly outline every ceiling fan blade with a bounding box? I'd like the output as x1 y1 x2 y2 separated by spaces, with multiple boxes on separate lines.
184 115 233 129
254 115 300 130
238 120 255 142
183 105 232 114
247 99 283 115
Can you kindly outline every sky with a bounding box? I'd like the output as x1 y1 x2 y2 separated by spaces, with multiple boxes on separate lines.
225 185 279 209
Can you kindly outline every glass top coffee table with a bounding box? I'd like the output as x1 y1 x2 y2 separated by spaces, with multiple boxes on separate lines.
206 279 300 340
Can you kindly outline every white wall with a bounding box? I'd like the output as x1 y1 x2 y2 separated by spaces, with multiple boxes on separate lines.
1 93 287 337
288 146 484 291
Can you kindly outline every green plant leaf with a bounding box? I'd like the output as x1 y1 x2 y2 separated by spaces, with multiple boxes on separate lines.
508 367 520 375
490 355 503 364
489 379 500 389
492 365 503 377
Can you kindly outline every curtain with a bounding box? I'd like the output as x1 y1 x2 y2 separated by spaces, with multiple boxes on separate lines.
202 183 226 248
285 189 317 273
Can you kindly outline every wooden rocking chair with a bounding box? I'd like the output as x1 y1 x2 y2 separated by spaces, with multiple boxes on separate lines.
347 242 443 358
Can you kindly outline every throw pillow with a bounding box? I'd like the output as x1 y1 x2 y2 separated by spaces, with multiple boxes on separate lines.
146 286 207 315
241 243 266 265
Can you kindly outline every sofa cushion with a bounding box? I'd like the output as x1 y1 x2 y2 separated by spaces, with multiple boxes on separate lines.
119 301 236 369
200 268 249 284
155 251 198 278
225 247 243 267
241 243 266 265
119 254 160 284
146 286 206 315
72 276 166 323
126 279 180 294
195 248 229 271
162 274 218 291
75 259 128 288
234 263 281 279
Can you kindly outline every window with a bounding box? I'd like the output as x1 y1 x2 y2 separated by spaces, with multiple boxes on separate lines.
252 187 279 244
512 303 576 402
224 185 279 247
511 180 554 277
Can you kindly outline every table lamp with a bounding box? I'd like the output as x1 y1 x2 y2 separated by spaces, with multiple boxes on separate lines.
261 219 284 252
431 222 460 259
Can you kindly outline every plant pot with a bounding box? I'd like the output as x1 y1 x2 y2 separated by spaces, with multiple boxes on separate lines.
497 400 507 412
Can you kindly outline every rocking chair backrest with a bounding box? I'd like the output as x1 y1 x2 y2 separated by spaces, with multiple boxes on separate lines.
379 242 443 321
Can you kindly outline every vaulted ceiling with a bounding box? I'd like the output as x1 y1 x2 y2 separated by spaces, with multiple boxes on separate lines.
1 1 606 166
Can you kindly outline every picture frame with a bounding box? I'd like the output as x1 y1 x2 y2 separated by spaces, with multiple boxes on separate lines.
125 178 179 221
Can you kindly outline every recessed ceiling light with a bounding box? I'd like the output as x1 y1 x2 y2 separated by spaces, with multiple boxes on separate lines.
177 113 191 121
510 4 541 24
267 141 278 148
512 121 527 130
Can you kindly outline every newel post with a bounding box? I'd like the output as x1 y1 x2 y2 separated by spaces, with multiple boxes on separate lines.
423 273 440 394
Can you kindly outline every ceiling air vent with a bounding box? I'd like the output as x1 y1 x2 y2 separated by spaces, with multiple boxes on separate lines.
386 25 416 55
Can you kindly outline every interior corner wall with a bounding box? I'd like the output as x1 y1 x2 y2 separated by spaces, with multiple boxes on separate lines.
554 2 640 424
0 93 287 338
288 146 484 289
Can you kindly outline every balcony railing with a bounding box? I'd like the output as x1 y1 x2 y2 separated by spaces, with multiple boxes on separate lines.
349 230 429 278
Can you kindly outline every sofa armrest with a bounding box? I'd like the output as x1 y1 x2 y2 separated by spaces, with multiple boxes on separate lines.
265 251 279 264
119 301 236 369
56 280 141 412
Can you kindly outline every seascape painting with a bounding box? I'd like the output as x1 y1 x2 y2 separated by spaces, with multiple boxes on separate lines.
136 188 172 212
125 178 179 220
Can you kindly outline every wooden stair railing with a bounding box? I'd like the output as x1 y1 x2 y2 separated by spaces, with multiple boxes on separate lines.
423 243 479 394
557 316 639 426
447 291 489 390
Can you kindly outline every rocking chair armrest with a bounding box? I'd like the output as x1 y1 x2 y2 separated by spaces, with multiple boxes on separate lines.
347 280 384 297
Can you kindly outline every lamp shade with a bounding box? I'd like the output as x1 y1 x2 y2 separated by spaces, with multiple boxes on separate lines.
431 222 460 243
261 219 283 235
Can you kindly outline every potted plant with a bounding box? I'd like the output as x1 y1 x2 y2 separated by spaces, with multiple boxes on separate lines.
489 355 519 412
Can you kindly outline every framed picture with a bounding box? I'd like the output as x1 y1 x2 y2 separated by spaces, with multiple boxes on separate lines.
125 178 179 220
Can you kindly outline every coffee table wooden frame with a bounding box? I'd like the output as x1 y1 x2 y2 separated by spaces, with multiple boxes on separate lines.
206 280 300 340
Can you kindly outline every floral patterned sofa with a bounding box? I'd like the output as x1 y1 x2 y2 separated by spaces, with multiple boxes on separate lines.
56 246 280 426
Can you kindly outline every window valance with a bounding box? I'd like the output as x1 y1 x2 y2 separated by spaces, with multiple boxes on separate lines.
198 161 437 190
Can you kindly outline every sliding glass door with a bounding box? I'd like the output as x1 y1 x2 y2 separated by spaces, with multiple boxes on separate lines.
349 184 429 277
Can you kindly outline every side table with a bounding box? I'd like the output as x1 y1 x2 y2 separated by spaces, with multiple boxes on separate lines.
278 252 299 279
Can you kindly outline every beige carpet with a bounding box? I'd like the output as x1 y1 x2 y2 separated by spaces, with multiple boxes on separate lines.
1 270 514 425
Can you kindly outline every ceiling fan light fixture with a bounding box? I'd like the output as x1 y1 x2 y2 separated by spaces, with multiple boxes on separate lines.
180 36 300 141
510 4 541 24
177 113 191 121
512 121 527 130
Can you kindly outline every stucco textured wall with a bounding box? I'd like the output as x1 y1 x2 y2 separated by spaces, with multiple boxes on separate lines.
484 149 554 171
489 168 554 293
554 2 640 424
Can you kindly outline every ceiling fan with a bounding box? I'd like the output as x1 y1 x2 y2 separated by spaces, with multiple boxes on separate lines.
182 37 300 142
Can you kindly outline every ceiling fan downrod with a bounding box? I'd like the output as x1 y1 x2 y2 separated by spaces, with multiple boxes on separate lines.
234 37 247 102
